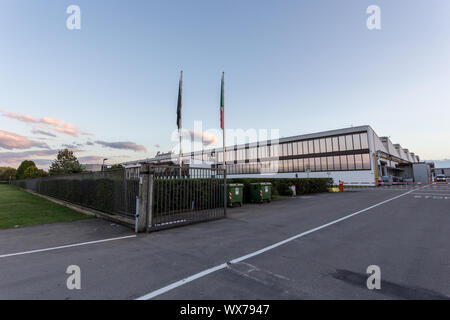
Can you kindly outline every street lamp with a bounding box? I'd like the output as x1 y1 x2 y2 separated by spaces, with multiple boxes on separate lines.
102 158 108 171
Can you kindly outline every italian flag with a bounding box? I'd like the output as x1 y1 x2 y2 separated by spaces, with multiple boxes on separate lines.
220 72 224 130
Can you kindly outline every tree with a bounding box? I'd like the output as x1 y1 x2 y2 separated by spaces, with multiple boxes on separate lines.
15 161 48 179
23 166 48 179
49 149 83 175
0 167 17 181
16 160 36 179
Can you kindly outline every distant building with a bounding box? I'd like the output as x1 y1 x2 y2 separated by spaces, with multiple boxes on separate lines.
122 125 424 185
82 163 102 172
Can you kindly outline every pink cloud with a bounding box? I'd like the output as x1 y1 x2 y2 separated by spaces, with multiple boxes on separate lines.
1 110 91 137
95 140 147 152
0 130 49 150
186 130 219 146
0 110 39 123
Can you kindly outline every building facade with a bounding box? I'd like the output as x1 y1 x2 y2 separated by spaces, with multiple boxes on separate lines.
123 125 421 185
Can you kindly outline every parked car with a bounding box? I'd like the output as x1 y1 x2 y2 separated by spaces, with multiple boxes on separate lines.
435 174 447 182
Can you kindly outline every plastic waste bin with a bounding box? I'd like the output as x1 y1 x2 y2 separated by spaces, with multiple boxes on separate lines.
227 183 244 207
250 182 272 203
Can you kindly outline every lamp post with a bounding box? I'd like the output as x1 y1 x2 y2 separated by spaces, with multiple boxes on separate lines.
102 158 108 171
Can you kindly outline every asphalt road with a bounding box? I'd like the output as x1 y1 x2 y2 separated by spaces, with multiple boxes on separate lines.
0 184 449 300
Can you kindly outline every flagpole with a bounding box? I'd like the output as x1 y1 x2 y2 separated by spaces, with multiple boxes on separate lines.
221 72 227 217
178 71 183 177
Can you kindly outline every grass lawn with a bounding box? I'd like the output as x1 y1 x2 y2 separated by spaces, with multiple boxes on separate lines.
0 184 91 229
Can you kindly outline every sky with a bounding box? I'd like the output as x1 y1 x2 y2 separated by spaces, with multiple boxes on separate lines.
1 0 449 169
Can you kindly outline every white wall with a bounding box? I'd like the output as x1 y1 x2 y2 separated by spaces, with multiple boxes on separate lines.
228 170 376 185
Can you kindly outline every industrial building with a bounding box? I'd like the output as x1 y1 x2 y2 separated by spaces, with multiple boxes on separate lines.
123 125 429 185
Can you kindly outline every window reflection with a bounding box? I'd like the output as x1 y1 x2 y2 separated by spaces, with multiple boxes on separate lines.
339 136 346 151
347 154 355 170
346 135 354 151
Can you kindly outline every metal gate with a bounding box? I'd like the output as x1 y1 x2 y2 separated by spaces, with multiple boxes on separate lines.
146 165 226 231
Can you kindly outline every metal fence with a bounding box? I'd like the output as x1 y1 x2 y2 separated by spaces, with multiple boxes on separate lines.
11 165 227 232
148 165 226 231
12 169 139 219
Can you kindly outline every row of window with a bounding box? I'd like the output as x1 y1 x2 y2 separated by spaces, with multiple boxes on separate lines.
224 153 372 174
187 132 369 163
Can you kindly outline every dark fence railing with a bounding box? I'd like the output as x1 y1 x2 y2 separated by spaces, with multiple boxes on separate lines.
12 169 139 219
149 166 226 230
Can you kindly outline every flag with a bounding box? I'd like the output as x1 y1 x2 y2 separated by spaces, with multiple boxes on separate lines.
176 71 183 130
220 72 224 130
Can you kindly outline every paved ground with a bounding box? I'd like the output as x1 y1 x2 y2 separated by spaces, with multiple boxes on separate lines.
0 184 449 300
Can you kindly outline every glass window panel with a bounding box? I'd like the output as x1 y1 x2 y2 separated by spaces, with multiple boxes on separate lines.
362 153 371 169
308 140 314 154
314 158 320 171
327 156 334 171
340 155 348 170
258 145 266 159
333 156 340 170
292 159 298 171
355 154 363 170
320 139 326 154
321 157 327 171
347 154 355 170
339 136 347 151
278 160 283 173
287 159 292 172
297 142 303 155
314 140 320 154
292 142 297 155
305 158 312 171
298 158 304 171
353 134 361 150
346 135 354 151
251 147 258 160
332 137 339 152
303 141 309 154
360 133 369 149
326 138 333 152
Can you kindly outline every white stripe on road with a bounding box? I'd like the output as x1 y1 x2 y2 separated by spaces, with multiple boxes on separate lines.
412 193 450 197
0 235 137 259
136 186 427 300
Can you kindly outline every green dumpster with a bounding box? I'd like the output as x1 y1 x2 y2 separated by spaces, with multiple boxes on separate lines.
250 182 272 203
227 183 244 207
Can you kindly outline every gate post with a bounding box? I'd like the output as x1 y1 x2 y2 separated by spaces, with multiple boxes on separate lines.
136 164 153 232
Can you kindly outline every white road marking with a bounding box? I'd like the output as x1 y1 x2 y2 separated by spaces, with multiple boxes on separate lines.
414 192 450 197
136 186 427 300
0 235 137 259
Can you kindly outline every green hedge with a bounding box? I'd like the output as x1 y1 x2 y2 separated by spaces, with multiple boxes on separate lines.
34 178 139 215
228 178 332 203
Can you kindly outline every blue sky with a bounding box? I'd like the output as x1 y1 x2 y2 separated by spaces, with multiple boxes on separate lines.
1 0 449 168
